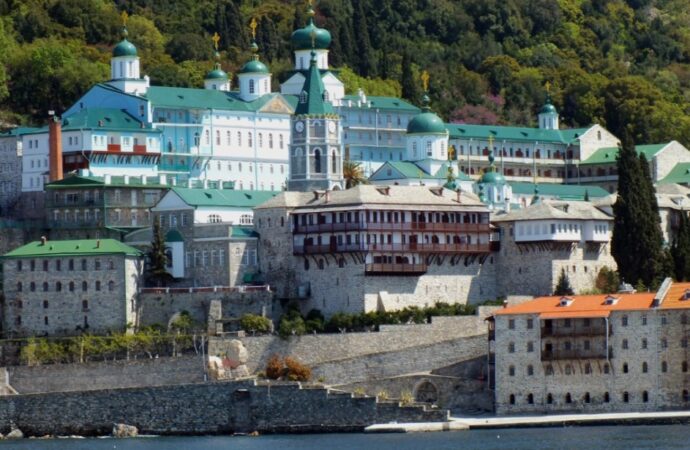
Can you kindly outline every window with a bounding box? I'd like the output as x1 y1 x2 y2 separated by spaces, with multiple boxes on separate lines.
95 259 101 270
82 281 88 292
641 314 647 325
82 300 88 311
508 342 515 353
643 391 649 403
249 79 255 94
509 394 515 405
56 282 62 292
661 338 668 349
42 282 48 292
585 363 592 374
527 341 534 352
662 361 668 372
16 282 22 292
622 363 628 373
81 259 87 270
69 281 75 292
108 281 114 291
623 392 629 403
547 393 553 404
43 300 49 309
509 365 515 376
622 315 628 327
29 282 35 292
69 259 74 271
527 393 534 404
95 281 101 291
642 338 648 349
508 319 515 330
565 393 572 403
604 392 610 403
527 365 534 376
642 362 648 373
684 390 690 402
43 260 48 271
584 392 591 404
526 318 533 329
622 339 628 349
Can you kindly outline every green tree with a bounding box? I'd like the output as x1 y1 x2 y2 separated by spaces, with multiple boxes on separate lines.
554 268 574 296
400 50 419 103
240 314 272 334
146 220 172 287
343 160 367 189
351 0 375 77
671 212 690 281
612 133 665 288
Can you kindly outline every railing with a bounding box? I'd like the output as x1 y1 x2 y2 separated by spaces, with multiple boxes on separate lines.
541 348 613 361
364 263 427 275
133 145 147 154
293 222 490 234
293 242 492 255
139 285 270 294
541 325 612 338
107 144 121 152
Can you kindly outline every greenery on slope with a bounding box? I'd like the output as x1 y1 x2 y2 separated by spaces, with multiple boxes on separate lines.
2 0 690 146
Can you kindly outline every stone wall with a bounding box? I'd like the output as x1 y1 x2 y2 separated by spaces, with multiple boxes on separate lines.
0 380 448 436
7 355 204 394
138 288 274 328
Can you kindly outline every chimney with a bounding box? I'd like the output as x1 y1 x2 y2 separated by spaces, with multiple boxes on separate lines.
40 236 47 246
324 190 330 203
141 175 147 185
104 174 112 184
48 115 64 182
503 299 508 309
159 174 167 185
456 189 462 203
203 179 208 189
96 239 100 248
123 175 129 185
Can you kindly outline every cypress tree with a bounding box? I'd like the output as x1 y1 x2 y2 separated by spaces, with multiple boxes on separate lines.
401 50 419 103
612 133 665 288
671 212 690 281
257 16 279 62
554 269 574 296
352 0 376 77
147 220 172 287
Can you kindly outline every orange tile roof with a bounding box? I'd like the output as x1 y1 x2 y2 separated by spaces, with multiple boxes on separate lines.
493 293 656 317
661 282 690 310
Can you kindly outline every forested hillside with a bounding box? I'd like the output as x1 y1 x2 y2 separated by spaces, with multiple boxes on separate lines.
2 0 690 145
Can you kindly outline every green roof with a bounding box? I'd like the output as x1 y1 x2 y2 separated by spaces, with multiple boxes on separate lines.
340 95 420 112
3 239 142 259
113 38 137 57
509 182 609 200
46 174 170 189
579 143 668 166
658 163 690 185
205 68 228 81
0 126 42 137
143 86 293 113
171 187 279 208
165 229 184 242
62 108 159 133
239 58 269 74
407 111 447 135
291 17 331 50
539 102 557 114
231 226 259 238
371 161 470 181
294 54 335 116
446 123 592 144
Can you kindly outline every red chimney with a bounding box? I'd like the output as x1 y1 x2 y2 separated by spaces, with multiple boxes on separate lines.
49 116 64 182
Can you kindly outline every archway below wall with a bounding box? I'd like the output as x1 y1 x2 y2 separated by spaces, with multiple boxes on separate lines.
414 380 439 404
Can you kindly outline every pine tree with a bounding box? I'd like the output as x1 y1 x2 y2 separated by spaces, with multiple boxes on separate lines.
401 50 419 103
257 16 279 62
671 211 690 280
147 220 172 287
352 0 376 77
612 132 665 288
554 269 574 296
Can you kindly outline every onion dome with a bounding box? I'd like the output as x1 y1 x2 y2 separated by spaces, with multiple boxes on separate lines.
239 40 269 74
480 150 506 184
540 94 557 114
291 6 331 50
113 27 137 57
407 95 447 135
206 52 228 80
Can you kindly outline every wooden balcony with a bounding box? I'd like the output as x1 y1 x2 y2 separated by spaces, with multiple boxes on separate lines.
365 263 427 275
293 221 490 234
107 144 121 152
541 325 611 338
133 144 147 154
293 242 491 255
541 348 613 361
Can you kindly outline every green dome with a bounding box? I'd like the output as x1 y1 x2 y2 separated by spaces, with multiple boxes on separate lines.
291 19 331 50
540 102 557 114
113 39 137 57
205 68 228 80
407 112 447 135
480 170 506 185
239 59 269 74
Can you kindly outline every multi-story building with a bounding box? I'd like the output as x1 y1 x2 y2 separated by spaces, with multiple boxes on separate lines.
45 173 171 240
492 200 616 296
0 127 37 217
1 238 143 337
490 280 690 415
254 185 497 316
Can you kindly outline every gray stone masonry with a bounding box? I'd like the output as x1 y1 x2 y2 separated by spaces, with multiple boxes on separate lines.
0 380 448 436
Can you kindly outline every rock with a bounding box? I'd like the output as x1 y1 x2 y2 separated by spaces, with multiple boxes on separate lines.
6 428 23 439
226 340 248 365
232 365 250 378
112 423 138 438
249 431 260 436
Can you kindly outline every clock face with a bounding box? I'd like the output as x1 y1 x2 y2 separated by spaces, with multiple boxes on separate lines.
328 121 336 133
295 121 304 132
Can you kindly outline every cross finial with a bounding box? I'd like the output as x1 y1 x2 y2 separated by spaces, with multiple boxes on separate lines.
421 70 430 92
250 17 257 40
545 81 551 94
212 32 220 51
488 134 494 148
121 11 128 27
310 30 316 49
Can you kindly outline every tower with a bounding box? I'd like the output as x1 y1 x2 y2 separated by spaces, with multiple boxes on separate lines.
204 33 230 92
107 12 149 95
287 45 343 192
291 2 331 71
405 71 449 176
538 83 559 130
238 18 272 102
476 140 512 211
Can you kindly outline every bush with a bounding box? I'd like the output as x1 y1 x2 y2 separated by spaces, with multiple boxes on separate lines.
240 314 272 334
305 309 325 333
326 312 354 332
265 354 284 380
284 356 311 381
278 315 306 338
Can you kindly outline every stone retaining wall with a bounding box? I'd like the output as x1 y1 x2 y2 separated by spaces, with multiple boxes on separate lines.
0 380 448 436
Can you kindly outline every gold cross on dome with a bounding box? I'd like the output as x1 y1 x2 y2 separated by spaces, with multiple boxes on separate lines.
308 0 313 6
545 81 551 94
421 71 430 92
250 18 257 40
488 134 494 148
212 32 220 51
310 30 316 48
121 11 129 26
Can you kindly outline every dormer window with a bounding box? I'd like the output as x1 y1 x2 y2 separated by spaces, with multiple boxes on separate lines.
683 289 690 301
559 297 573 307
604 295 619 305
299 91 308 103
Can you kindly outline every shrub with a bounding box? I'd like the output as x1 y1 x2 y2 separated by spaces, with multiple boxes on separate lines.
305 309 325 333
400 390 414 405
284 356 311 381
265 354 284 380
377 390 389 401
240 314 272 334
278 315 306 338
326 312 354 332
353 387 366 397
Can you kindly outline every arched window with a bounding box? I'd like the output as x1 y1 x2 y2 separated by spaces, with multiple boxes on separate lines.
205 130 210 145
332 150 337 173
604 392 610 402
249 79 255 94
314 149 322 173
16 282 22 292
662 361 668 372
43 282 48 292
215 130 220 145
299 91 308 103
584 392 591 403
643 391 649 403
248 132 253 147
509 394 515 405
545 365 554 376
683 390 690 402
108 281 115 291
547 393 553 404
82 281 88 292
565 393 572 403
623 392 629 403
269 133 273 149
69 281 75 292
56 282 62 292
527 393 534 404
584 363 592 374
642 362 648 373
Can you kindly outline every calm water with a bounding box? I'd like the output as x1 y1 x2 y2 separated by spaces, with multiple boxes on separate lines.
0 425 686 450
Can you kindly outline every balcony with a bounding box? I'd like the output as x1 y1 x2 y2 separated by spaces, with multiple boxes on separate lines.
541 348 613 361
293 242 491 255
365 263 427 275
541 324 612 338
107 144 121 152
133 144 148 154
293 222 490 234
